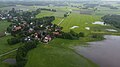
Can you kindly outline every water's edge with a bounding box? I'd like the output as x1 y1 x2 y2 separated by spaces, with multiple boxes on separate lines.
74 35 120 67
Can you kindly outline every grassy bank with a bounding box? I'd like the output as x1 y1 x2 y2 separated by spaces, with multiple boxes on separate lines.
25 38 98 67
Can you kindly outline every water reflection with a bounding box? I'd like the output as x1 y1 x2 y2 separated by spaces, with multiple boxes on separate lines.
74 35 120 67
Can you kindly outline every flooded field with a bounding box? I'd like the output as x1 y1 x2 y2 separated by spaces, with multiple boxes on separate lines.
3 59 16 65
74 35 120 67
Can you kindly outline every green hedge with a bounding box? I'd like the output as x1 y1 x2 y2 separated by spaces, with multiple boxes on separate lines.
7 38 20 45
16 41 38 67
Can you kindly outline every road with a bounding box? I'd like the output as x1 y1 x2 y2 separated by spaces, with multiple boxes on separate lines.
0 49 18 58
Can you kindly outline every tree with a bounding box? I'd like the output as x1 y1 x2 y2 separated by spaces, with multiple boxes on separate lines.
16 41 38 67
64 14 67 17
7 38 20 45
79 32 85 37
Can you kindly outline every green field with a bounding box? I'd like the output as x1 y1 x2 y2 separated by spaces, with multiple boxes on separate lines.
36 10 65 18
95 7 120 16
0 21 11 32
0 21 21 55
0 21 21 67
0 4 120 67
25 39 98 67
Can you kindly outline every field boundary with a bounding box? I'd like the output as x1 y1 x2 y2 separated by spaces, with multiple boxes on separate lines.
0 49 18 58
58 18 65 25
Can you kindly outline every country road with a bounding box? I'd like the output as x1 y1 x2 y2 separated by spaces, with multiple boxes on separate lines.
0 49 18 58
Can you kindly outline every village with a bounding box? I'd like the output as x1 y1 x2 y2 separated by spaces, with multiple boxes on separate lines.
0 7 85 67
0 8 63 44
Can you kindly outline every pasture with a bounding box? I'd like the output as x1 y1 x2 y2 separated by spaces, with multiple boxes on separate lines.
25 38 98 67
95 7 120 16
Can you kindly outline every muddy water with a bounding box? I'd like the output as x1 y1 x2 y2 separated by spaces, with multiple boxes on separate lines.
74 35 120 67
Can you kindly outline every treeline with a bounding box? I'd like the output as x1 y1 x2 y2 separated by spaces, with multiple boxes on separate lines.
0 2 15 8
100 5 118 9
102 14 120 28
71 5 81 8
16 40 38 67
83 4 99 8
57 30 84 40
0 1 68 6
32 16 55 24
40 8 56 12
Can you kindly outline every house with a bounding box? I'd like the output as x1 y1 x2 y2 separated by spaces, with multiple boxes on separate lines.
43 35 52 43
12 26 22 31
28 28 34 33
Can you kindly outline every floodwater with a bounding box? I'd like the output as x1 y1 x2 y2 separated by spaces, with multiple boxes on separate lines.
3 58 16 65
92 21 105 25
74 35 120 67
106 29 118 32
70 26 79 29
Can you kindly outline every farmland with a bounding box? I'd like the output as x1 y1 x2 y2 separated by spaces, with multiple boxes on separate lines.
25 39 98 67
0 1 120 67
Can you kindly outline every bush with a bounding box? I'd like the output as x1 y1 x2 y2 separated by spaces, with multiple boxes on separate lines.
64 14 67 17
16 47 28 67
57 31 80 40
70 30 77 36
79 32 85 37
91 34 103 39
24 41 38 51
7 38 20 45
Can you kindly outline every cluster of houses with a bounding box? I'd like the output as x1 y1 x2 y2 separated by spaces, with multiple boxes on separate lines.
0 8 24 20
5 8 62 43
